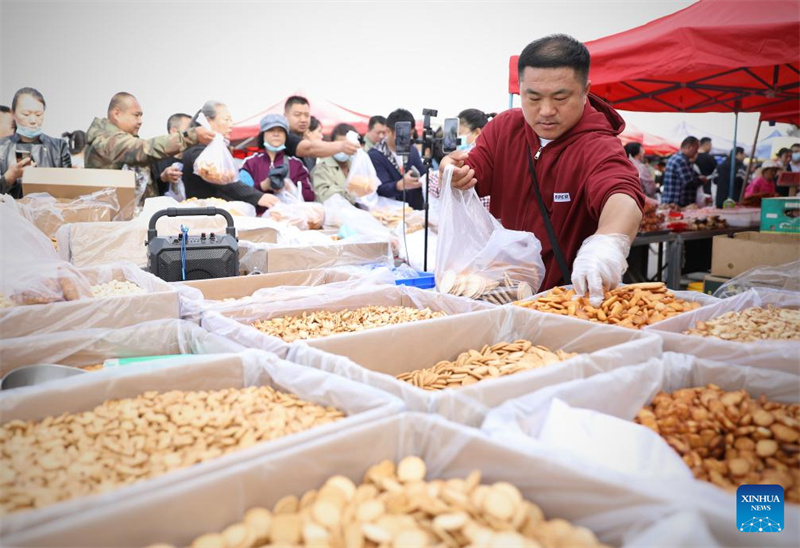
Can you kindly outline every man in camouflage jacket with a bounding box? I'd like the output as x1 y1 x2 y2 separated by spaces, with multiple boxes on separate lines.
85 92 213 200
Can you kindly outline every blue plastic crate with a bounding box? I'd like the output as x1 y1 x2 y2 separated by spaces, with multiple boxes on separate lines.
394 271 436 290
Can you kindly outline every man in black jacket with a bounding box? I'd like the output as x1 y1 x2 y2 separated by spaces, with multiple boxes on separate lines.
715 147 746 208
0 88 71 198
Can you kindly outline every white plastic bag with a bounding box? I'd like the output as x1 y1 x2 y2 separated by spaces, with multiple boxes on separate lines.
346 151 380 204
713 260 800 298
193 125 236 185
435 165 545 300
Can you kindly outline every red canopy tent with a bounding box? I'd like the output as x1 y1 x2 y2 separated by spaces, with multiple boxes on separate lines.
509 0 799 115
230 90 373 143
618 123 679 156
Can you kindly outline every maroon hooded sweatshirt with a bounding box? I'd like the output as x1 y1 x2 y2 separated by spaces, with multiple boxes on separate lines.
467 94 645 290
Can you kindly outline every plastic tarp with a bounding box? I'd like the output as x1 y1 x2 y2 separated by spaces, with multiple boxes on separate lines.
0 318 242 378
200 283 492 356
481 352 800 547
288 305 663 426
0 261 180 339
4 412 724 547
644 288 800 372
16 189 120 239
0 348 403 538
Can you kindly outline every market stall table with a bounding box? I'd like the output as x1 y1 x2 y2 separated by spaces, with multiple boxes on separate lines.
666 227 753 290
627 231 675 285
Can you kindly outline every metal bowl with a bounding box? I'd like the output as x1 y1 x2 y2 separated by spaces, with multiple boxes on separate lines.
1 364 87 390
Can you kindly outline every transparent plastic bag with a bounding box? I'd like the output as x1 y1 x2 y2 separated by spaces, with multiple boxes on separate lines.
194 133 237 185
268 202 324 231
17 189 120 239
435 165 545 301
0 198 94 307
322 194 397 249
713 260 800 298
346 150 380 203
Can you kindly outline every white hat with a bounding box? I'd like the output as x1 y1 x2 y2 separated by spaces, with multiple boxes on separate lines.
761 160 780 170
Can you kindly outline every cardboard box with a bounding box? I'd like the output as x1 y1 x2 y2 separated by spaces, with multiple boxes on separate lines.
176 268 355 300
760 196 800 233
710 231 800 277
702 275 729 296
0 264 180 339
293 305 662 426
0 351 402 537
4 413 705 548
241 240 393 274
60 221 280 268
22 168 135 208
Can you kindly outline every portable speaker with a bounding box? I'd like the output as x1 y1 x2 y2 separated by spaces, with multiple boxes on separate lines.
146 207 239 282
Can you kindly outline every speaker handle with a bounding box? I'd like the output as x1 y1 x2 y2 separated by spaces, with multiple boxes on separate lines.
147 207 236 243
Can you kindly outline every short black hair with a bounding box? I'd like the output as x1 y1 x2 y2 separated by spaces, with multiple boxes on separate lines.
12 87 46 111
624 142 643 158
0 105 10 114
792 142 800 150
386 108 415 132
458 109 496 132
108 92 136 115
518 34 590 85
330 123 357 141
167 112 191 132
309 116 322 133
734 146 745 155
778 147 791 156
681 136 699 148
368 115 387 130
284 96 309 112
699 137 712 146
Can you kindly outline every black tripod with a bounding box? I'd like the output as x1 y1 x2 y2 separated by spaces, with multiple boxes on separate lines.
419 108 440 272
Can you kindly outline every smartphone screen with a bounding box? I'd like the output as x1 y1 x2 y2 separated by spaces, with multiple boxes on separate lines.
395 121 412 155
15 149 31 163
443 118 459 153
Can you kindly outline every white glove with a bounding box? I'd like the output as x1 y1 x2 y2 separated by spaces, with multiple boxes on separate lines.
571 233 631 307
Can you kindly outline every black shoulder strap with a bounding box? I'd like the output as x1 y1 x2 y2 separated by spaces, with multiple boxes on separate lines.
526 147 571 285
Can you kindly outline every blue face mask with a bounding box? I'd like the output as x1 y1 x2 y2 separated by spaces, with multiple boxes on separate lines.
264 144 286 153
456 135 473 151
16 125 43 139
333 152 351 163
793 152 800 163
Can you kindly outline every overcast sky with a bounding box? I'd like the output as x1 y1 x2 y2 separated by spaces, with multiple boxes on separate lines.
0 0 792 146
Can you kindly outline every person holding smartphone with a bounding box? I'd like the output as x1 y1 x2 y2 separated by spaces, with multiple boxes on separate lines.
367 108 426 210
0 88 71 198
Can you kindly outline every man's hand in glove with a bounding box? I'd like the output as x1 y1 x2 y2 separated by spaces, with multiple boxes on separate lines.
571 233 632 307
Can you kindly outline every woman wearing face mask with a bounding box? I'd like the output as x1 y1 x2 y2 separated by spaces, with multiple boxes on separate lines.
181 101 277 209
0 87 71 198
311 123 359 204
239 114 315 202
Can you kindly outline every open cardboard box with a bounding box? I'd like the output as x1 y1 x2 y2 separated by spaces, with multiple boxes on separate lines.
481 353 800 548
0 263 179 339
0 318 242 378
711 231 800 278
0 349 403 537
240 239 393 274
643 288 800 372
289 305 663 426
176 268 357 301
200 284 492 355
22 168 134 215
4 412 718 548
57 220 281 268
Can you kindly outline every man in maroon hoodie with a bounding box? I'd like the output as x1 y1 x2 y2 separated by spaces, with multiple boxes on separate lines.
441 34 644 306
